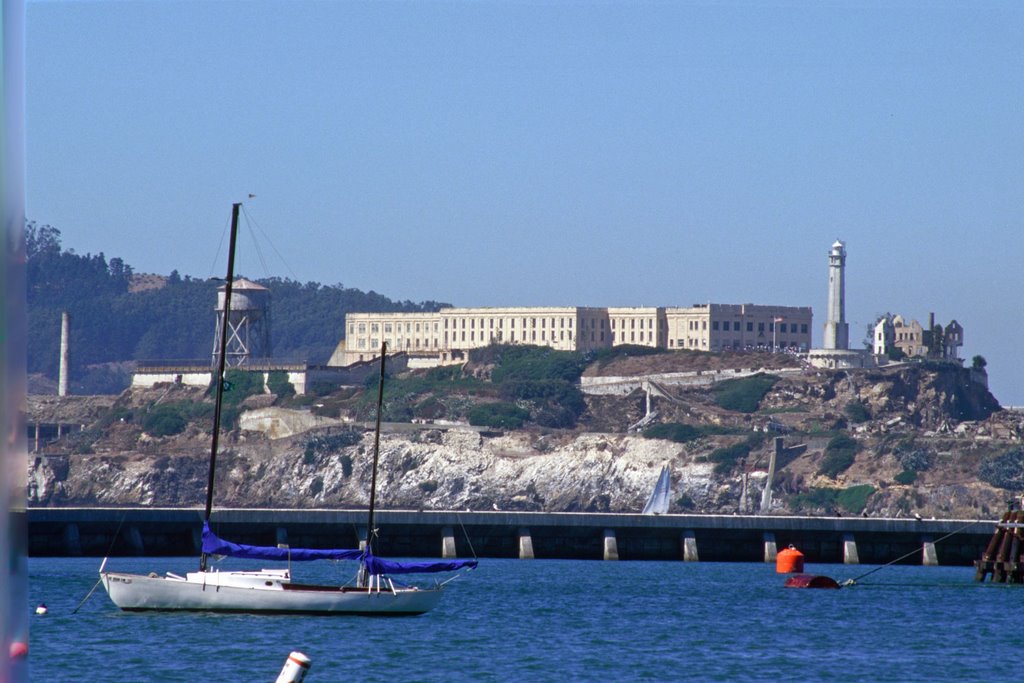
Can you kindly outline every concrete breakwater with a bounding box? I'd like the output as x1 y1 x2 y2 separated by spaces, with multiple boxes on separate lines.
28 507 993 567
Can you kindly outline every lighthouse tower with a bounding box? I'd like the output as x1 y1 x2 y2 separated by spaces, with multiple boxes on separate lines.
823 240 848 350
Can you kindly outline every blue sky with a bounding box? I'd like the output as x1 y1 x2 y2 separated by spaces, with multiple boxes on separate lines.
25 1 1024 404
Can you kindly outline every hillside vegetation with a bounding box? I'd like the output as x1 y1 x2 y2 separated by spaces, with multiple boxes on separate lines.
25 222 446 393
24 226 1021 518
27 343 1024 520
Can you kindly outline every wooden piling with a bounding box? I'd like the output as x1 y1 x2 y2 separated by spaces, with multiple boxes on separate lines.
975 510 1024 583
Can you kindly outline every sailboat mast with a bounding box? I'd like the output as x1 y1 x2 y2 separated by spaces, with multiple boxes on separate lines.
365 341 387 555
200 202 241 571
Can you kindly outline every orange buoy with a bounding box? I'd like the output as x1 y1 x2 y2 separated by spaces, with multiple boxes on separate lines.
776 545 805 574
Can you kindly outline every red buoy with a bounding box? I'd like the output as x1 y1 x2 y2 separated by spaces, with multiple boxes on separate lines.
784 574 840 589
776 545 805 574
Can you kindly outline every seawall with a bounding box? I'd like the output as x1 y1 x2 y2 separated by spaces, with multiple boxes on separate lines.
27 507 994 566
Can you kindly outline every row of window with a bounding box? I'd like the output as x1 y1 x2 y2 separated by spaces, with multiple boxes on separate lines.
610 318 660 330
357 328 620 349
353 322 440 335
710 321 809 334
670 338 707 348
617 331 656 343
358 338 440 349
445 317 576 330
445 330 579 344
353 316 811 339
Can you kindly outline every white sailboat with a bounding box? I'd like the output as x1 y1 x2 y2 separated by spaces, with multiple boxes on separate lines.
100 202 476 615
641 464 671 515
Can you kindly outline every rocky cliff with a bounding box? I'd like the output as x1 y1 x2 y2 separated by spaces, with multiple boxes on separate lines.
26 356 1024 519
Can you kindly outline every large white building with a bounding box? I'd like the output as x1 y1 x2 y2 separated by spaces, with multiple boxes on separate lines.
329 303 813 366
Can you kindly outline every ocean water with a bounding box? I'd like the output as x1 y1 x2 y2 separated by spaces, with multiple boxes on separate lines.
27 556 1024 681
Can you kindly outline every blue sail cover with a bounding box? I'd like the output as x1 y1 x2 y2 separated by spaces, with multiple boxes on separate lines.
364 554 478 576
201 522 363 562
202 523 478 574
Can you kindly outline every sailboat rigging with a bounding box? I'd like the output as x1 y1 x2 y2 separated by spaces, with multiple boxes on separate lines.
100 202 476 615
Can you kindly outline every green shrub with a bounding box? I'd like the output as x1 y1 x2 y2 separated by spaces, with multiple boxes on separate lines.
790 485 874 514
490 361 587 428
418 480 439 494
309 477 323 496
894 470 917 485
643 423 701 443
713 374 779 413
979 449 1024 490
819 451 855 478
710 444 748 475
844 401 871 423
142 405 188 437
535 405 579 429
72 439 95 455
309 380 339 397
467 402 530 429
836 484 875 513
424 364 464 381
209 369 264 409
413 396 446 420
893 441 933 472
486 345 588 384
267 370 295 399
586 344 667 365
789 487 838 513
339 454 353 478
109 406 134 424
644 423 738 443
363 368 388 390
708 435 765 475
818 433 860 478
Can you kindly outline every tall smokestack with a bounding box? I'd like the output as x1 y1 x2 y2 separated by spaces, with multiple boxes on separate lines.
58 311 69 396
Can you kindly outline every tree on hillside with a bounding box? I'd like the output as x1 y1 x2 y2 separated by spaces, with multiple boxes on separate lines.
25 223 449 391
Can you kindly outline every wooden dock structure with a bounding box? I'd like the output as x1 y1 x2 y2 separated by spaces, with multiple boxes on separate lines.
974 510 1024 583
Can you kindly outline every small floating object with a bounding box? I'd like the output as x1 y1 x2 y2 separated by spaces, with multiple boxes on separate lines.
784 574 840 589
275 651 311 683
776 545 805 574
9 641 28 659
34 604 47 615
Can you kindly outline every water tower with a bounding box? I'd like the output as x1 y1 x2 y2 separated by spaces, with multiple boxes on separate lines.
212 278 272 368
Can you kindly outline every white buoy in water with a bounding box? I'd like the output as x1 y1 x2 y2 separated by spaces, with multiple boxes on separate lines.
275 651 311 683
34 604 47 615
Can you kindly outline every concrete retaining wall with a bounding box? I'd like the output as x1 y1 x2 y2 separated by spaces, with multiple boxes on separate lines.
26 507 993 566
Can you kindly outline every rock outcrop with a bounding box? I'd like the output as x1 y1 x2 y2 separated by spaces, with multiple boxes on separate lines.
25 358 1022 519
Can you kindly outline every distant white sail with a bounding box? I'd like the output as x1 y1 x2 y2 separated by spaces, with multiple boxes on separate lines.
642 465 671 515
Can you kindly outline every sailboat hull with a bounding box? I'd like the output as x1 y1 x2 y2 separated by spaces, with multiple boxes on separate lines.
101 571 443 616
